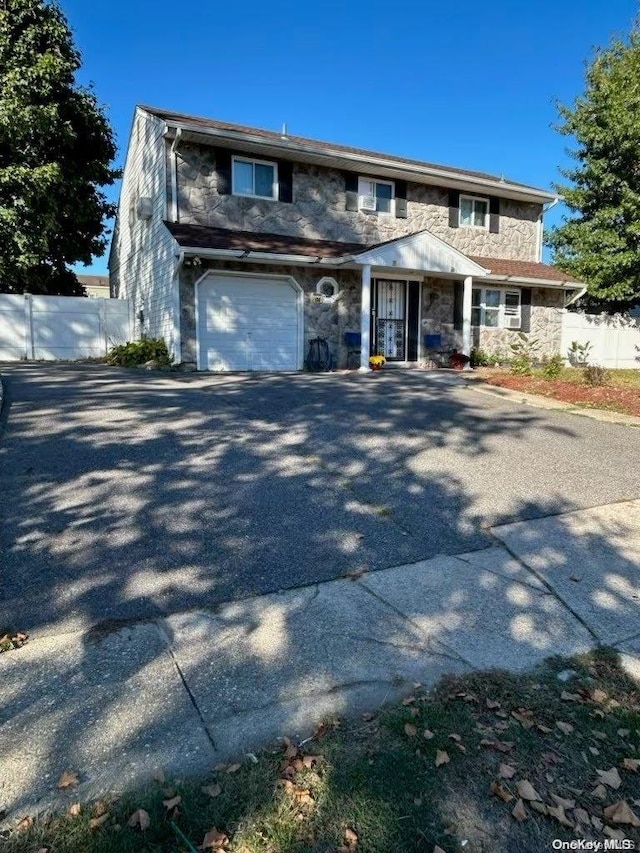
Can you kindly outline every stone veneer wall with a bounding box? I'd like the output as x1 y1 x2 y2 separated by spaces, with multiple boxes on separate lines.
172 143 541 262
421 278 462 351
475 287 565 360
179 261 362 369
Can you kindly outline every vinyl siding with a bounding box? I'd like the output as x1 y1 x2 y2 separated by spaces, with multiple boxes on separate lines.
109 109 179 359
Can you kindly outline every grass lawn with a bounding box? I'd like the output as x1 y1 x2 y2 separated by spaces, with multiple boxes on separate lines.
3 649 640 853
477 367 640 417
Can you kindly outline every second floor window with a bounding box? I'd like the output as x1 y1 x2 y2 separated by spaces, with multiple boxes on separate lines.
460 195 489 229
358 177 394 214
232 157 278 199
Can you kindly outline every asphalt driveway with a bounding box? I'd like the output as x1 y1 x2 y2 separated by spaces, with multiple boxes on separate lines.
1 364 639 635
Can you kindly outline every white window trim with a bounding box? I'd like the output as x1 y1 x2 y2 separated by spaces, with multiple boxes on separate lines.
232 155 279 201
472 287 521 330
358 176 395 215
459 194 490 230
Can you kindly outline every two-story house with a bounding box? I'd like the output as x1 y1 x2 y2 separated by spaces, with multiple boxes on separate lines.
109 106 584 372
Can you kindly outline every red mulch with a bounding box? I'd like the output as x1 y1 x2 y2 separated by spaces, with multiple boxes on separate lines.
481 373 640 418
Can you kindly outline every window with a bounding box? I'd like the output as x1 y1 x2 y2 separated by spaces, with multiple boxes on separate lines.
471 288 521 329
232 156 278 199
459 195 489 229
358 177 395 214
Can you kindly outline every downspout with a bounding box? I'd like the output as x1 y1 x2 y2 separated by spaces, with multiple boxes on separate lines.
170 127 183 223
537 197 559 261
172 250 185 363
564 285 587 308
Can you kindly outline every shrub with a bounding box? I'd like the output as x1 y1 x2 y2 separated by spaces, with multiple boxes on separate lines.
567 340 592 367
509 333 539 376
583 364 610 386
541 353 564 379
471 348 503 367
106 338 173 367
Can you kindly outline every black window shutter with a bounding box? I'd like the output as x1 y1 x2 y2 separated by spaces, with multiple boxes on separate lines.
489 196 500 233
344 172 359 211
215 148 232 195
449 190 460 228
453 282 463 330
278 160 293 203
520 287 532 332
395 179 408 219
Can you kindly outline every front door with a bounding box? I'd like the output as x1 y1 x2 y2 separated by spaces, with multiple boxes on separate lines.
374 279 406 360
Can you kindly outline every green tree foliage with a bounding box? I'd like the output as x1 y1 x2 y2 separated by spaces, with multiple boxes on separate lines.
548 24 640 310
0 0 118 295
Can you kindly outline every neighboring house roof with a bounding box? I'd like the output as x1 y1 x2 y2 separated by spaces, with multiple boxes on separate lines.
165 222 580 287
77 274 110 288
143 105 555 204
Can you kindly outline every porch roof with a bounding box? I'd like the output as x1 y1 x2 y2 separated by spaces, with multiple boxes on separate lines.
165 222 581 286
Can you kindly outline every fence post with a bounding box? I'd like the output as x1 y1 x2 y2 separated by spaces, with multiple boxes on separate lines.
99 298 108 356
23 294 35 360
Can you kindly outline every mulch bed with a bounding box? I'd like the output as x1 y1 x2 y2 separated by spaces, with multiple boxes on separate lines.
482 373 640 418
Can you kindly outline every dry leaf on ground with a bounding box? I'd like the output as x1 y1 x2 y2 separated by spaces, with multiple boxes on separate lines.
547 804 574 828
574 807 590 825
17 816 34 832
598 767 623 790
127 809 150 831
423 729 435 740
68 803 81 817
560 690 582 702
556 721 574 735
404 723 417 737
435 750 450 767
623 758 640 772
344 827 358 847
486 698 501 709
550 793 575 809
226 763 241 773
592 784 608 800
57 771 79 789
499 763 516 779
530 801 548 815
489 780 514 803
604 826 626 840
516 780 540 801
202 828 229 849
604 801 640 827
202 783 222 798
511 799 528 822
162 795 181 811
152 768 165 784
89 813 109 830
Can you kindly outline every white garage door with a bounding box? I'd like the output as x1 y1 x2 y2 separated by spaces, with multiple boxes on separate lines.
197 273 301 371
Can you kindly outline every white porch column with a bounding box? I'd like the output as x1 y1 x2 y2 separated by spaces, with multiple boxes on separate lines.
359 264 372 371
462 275 473 359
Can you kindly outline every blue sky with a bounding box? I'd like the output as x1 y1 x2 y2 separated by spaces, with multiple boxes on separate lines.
61 0 639 274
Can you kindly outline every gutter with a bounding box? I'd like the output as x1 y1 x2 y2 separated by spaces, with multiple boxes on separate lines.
484 274 582 289
178 246 342 267
172 249 185 361
564 285 588 306
537 197 560 262
160 119 555 205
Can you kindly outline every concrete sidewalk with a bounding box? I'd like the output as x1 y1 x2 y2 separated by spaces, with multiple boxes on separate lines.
2 499 640 822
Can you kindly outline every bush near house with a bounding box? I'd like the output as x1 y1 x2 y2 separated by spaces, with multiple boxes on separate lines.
106 339 172 368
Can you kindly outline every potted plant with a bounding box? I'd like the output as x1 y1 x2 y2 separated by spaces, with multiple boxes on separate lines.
449 349 471 370
369 354 386 371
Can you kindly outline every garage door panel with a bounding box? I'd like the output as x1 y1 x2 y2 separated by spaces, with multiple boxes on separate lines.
198 275 300 371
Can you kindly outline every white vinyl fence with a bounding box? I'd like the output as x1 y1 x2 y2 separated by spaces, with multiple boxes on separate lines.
560 311 640 369
0 294 133 362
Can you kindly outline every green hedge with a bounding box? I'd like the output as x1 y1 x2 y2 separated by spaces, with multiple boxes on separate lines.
106 338 172 367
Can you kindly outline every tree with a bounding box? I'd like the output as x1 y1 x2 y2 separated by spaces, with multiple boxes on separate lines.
548 23 640 311
0 0 118 295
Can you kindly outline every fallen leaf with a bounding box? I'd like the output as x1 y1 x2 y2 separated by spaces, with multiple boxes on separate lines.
592 815 604 830
57 771 79 789
202 783 222 798
435 750 450 767
499 763 516 779
152 768 165 784
455 742 466 753
127 809 150 831
486 698 501 710
479 739 513 753
592 688 608 703
561 690 582 702
574 807 590 825
592 730 608 740
623 758 640 772
448 733 462 743
547 804 574 828
344 827 358 847
423 729 435 740
592 784 608 800
604 801 640 826
618 728 631 738
546 773 555 783
550 793 575 810
404 723 417 737
511 799 528 822
162 795 181 811
226 763 241 774
294 788 314 806
68 803 81 817
589 747 600 756
530 801 548 815
361 712 374 721
537 724 553 734
202 827 229 849
556 721 574 735
598 767 623 790
89 813 109 830
302 754 321 768
433 847 446 853
604 826 626 840
92 800 108 818
516 780 540 801
511 711 534 729
489 780 514 803
17 816 34 832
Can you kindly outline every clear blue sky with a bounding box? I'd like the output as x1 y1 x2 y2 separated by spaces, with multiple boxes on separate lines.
61 0 638 274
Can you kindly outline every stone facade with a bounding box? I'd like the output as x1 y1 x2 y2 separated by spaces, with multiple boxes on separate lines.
172 143 542 262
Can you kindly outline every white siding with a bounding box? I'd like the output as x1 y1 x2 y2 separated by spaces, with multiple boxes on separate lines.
109 109 179 359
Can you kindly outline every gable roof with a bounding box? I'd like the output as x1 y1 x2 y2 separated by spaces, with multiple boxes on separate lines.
143 105 555 204
165 222 579 286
